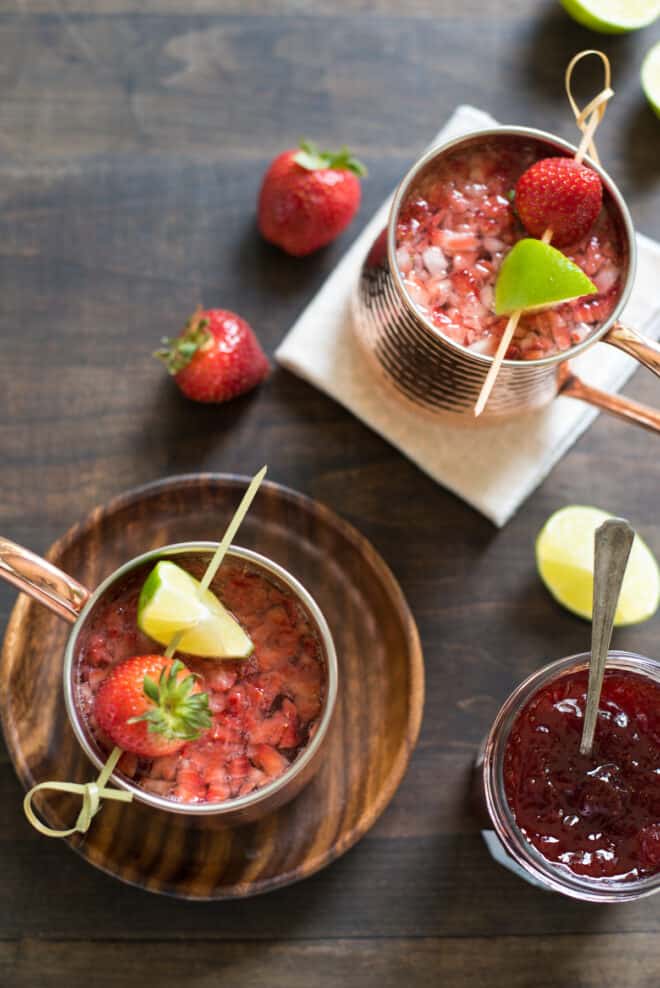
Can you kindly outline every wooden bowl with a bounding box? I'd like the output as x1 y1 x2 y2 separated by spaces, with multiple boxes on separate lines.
0 474 424 899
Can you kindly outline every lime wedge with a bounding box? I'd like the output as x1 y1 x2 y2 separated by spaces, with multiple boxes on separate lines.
560 0 660 32
495 239 596 316
642 41 660 119
536 506 660 626
137 560 254 658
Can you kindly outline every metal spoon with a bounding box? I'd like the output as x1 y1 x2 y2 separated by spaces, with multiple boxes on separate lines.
579 517 634 757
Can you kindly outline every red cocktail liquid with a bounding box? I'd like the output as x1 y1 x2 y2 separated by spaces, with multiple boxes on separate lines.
504 669 660 880
76 557 326 804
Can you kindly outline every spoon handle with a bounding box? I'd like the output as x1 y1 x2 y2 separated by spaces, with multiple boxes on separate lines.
580 518 634 756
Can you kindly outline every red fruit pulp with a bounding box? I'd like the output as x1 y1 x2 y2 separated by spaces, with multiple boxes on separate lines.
76 556 326 805
504 669 660 881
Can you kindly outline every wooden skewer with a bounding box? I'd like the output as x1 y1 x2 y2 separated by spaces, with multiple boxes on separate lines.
474 228 553 417
164 465 267 659
199 465 267 593
473 313 521 418
474 51 613 418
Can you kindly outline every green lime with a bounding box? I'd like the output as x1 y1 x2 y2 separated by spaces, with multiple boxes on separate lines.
536 506 660 626
137 560 253 658
560 0 660 33
495 239 596 316
642 41 660 118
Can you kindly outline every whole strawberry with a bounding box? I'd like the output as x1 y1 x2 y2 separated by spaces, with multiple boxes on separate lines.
157 308 269 403
515 157 603 247
94 655 211 758
258 140 367 256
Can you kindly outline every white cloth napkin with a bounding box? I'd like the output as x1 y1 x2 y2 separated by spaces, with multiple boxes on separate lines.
276 105 660 527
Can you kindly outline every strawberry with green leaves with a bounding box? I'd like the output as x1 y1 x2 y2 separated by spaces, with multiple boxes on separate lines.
157 308 269 404
258 139 367 256
94 655 212 758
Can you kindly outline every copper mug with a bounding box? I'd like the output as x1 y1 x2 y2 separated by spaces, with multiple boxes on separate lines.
0 537 338 825
352 127 660 432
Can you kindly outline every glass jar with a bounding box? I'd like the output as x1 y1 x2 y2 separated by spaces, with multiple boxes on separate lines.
477 650 660 902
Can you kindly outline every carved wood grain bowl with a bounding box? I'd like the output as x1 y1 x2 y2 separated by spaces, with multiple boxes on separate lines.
0 475 424 899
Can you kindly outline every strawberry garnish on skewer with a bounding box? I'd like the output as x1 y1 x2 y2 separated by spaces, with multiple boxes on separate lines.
94 655 212 758
474 49 612 417
514 157 603 247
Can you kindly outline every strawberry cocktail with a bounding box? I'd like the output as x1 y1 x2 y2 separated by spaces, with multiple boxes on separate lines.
75 551 329 808
395 137 625 360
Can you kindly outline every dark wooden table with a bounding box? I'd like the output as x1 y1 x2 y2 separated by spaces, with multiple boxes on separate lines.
1 2 660 985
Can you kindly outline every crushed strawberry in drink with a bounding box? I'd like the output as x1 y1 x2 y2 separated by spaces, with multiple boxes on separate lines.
76 558 326 804
395 139 624 360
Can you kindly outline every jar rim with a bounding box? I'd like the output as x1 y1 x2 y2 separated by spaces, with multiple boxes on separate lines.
482 650 660 902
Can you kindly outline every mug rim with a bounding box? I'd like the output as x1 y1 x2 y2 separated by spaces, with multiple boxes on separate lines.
63 542 338 816
387 125 637 369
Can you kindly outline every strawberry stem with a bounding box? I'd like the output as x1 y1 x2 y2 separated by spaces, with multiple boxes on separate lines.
128 660 212 741
154 308 212 375
294 139 367 177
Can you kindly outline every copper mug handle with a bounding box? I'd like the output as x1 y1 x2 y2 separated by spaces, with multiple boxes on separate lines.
558 368 660 434
0 537 89 624
603 322 660 377
556 320 660 435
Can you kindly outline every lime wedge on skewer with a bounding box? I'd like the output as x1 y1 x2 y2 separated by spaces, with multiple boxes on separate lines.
495 239 596 316
138 560 254 658
560 0 660 33
536 506 660 625
642 42 660 119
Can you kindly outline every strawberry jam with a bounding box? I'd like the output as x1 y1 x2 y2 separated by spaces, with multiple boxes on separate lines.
504 669 660 881
76 555 326 805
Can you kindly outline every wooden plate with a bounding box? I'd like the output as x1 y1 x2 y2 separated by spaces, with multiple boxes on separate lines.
0 475 424 899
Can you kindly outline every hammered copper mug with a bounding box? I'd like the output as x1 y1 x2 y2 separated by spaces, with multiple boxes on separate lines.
353 126 660 432
0 537 338 825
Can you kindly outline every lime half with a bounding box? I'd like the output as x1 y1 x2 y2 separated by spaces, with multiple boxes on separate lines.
642 41 660 119
495 239 596 316
138 560 254 658
536 506 660 625
560 0 660 33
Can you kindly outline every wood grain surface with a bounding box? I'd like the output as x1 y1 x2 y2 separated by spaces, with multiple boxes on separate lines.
0 475 423 898
0 0 659 984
